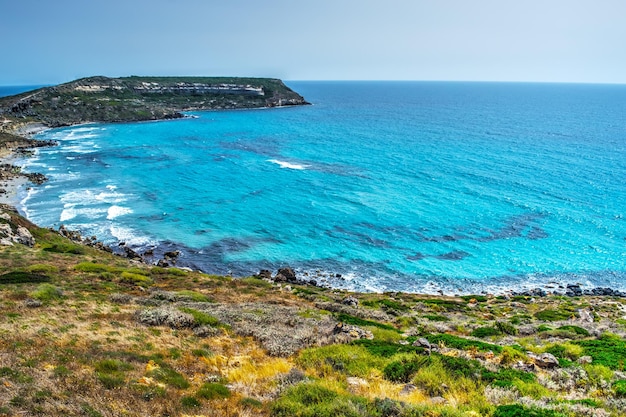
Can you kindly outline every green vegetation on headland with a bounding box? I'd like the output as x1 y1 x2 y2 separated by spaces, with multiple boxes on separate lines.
1 204 626 416
0 75 309 127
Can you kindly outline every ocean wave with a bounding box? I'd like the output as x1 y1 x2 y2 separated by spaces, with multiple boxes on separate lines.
109 224 153 246
60 206 107 222
268 159 309 170
107 205 133 220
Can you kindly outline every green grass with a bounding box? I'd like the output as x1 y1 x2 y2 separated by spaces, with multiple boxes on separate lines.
94 359 133 389
196 382 231 400
335 313 398 332
146 362 190 389
297 344 386 378
176 290 212 302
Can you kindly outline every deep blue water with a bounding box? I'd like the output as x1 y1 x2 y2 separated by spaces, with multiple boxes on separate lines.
13 81 626 294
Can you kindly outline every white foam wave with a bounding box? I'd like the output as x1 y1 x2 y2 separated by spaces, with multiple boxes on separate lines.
60 206 107 222
107 205 133 220
268 159 309 170
109 225 153 246
106 184 117 191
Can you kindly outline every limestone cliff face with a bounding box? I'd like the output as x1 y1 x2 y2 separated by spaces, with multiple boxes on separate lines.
0 76 309 127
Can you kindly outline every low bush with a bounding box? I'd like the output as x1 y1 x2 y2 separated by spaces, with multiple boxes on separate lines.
494 404 565 417
351 339 424 357
575 333 626 370
424 334 503 353
297 344 386 378
42 242 85 254
178 307 225 328
534 309 572 322
471 326 502 338
30 283 63 303
613 380 626 398
121 271 153 287
196 382 231 400
0 271 50 284
336 313 398 332
383 356 427 383
75 262 112 273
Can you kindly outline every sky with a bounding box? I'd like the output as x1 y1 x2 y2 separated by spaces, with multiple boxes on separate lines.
1 0 625 85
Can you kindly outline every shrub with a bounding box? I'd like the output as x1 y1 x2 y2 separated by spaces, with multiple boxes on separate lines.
494 404 565 417
500 346 529 366
240 397 263 408
176 290 212 302
423 314 450 322
471 326 502 338
497 321 519 335
556 325 590 337
424 334 503 353
196 382 231 400
75 262 112 273
180 396 201 408
336 313 398 332
30 283 63 303
0 271 50 284
25 264 59 274
383 356 427 383
613 380 626 398
545 343 583 361
121 271 153 287
42 242 85 254
178 307 224 327
351 339 424 358
534 309 572 322
575 334 626 370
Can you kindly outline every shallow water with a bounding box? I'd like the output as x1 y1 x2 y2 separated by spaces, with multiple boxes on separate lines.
16 81 626 294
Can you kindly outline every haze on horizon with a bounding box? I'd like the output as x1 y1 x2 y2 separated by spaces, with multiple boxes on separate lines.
1 0 625 86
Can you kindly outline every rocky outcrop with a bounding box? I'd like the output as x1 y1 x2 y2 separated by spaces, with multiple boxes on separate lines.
0 210 35 247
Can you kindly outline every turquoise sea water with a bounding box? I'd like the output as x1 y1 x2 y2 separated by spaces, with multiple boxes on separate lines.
11 82 626 294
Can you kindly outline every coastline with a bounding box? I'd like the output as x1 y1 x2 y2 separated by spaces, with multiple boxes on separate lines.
3 124 626 299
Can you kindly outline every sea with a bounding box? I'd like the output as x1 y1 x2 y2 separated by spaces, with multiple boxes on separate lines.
3 82 626 294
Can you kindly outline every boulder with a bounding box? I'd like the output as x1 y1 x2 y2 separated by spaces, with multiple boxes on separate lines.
14 226 34 247
342 296 359 307
275 267 297 283
531 352 560 369
256 269 273 280
333 322 373 340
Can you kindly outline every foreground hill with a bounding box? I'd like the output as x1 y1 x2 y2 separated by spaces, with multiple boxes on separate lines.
0 76 309 127
1 204 626 416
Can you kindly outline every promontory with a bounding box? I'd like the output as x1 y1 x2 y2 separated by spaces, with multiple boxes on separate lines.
0 75 309 129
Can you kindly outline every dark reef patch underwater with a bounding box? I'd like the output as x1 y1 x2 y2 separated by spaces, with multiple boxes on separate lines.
16 81 626 294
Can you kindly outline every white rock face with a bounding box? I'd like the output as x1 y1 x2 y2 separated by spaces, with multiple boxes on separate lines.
0 211 35 247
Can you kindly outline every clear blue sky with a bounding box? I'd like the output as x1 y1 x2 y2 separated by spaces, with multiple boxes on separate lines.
1 0 625 85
